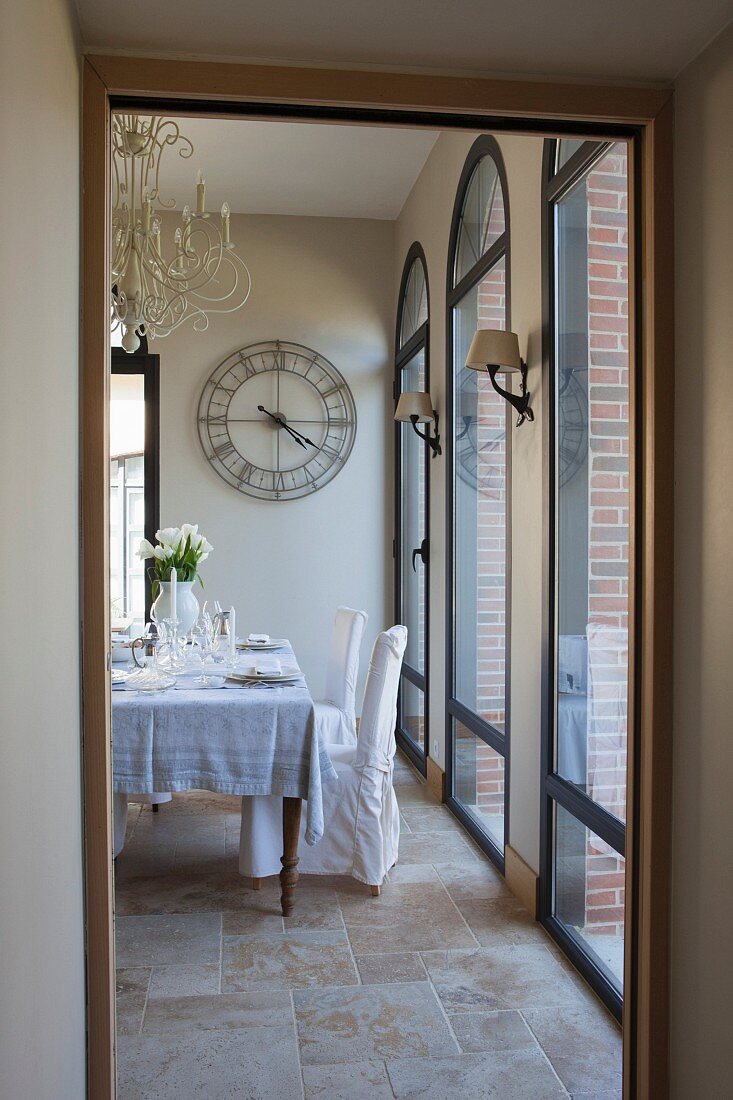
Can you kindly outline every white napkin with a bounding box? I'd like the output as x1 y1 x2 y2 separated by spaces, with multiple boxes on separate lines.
248 633 270 644
254 657 281 676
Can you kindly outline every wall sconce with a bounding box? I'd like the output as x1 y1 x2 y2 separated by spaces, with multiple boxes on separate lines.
465 329 534 427
394 392 442 457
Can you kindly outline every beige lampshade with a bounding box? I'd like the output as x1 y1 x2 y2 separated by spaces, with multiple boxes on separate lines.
394 391 435 424
465 329 522 373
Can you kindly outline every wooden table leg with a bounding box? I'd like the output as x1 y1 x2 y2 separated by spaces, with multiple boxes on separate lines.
280 797 302 916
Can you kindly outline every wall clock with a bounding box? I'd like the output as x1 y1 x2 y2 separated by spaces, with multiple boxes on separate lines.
557 369 588 487
455 370 507 499
197 340 357 501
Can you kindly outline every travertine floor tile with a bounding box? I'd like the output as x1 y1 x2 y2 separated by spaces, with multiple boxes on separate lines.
222 930 358 992
386 1049 567 1098
117 1026 301 1099
340 881 476 953
147 964 221 1000
421 945 590 1012
295 981 458 1065
455 897 548 946
302 1059 394 1098
434 862 511 901
355 952 428 985
397 830 481 865
524 1004 622 1094
141 991 293 1035
116 913 221 967
116 872 263 917
448 1009 539 1054
116 968 151 1036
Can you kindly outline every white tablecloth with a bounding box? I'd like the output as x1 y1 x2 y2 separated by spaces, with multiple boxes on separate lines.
112 643 337 846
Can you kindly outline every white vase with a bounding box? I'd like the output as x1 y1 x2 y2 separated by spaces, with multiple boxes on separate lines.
152 580 200 634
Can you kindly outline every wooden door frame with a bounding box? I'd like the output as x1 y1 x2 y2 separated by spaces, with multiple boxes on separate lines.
81 54 673 1098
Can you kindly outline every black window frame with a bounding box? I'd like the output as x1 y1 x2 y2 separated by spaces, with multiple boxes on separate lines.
540 136 632 1021
445 135 512 870
394 242 430 775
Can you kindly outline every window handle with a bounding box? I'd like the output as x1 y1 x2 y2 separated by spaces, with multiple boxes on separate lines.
412 538 429 572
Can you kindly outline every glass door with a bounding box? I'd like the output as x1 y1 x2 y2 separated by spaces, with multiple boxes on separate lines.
395 247 429 772
446 138 510 867
541 138 632 1018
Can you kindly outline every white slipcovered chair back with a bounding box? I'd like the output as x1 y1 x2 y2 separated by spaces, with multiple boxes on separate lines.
354 625 408 772
323 606 368 717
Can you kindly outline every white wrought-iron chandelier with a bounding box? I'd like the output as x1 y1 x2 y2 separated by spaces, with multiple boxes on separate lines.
111 114 252 353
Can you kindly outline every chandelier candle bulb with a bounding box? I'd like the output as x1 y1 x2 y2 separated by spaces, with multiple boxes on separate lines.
143 190 152 234
221 202 230 245
170 567 177 627
196 169 206 214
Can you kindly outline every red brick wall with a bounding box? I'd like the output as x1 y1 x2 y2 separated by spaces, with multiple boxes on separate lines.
584 144 629 934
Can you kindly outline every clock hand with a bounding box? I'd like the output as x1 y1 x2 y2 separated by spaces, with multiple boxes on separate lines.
257 405 307 450
279 422 317 448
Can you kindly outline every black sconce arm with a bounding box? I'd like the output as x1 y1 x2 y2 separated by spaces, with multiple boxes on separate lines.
409 412 442 457
486 361 534 427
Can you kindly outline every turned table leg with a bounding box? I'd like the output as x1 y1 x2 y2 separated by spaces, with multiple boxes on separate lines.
280 797 302 916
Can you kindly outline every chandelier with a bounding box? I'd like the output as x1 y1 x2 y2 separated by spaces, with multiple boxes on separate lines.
111 114 252 353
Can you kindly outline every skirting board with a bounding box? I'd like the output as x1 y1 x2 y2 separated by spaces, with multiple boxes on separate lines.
426 757 446 802
505 844 539 918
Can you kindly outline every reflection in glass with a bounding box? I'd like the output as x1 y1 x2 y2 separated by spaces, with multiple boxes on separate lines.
453 720 504 850
399 349 426 677
554 803 625 989
453 258 507 730
399 258 428 348
400 677 425 751
453 155 505 286
556 138 586 171
554 144 629 823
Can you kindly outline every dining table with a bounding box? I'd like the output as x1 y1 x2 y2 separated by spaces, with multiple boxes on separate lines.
111 640 337 915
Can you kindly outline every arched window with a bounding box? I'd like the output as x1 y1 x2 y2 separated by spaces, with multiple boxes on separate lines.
394 243 430 772
446 136 510 864
541 137 631 1017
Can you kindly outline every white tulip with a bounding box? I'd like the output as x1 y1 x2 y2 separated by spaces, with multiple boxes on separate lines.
180 523 199 543
153 545 174 561
199 538 213 555
136 538 156 560
156 527 181 548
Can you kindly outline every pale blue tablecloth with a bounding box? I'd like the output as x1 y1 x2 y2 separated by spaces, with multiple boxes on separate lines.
112 643 336 845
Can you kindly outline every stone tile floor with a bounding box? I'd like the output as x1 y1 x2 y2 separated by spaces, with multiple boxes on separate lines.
114 753 621 1099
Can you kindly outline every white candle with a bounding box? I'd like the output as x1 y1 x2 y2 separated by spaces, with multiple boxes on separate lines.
143 189 152 234
170 567 177 628
196 169 206 214
221 202 230 245
229 606 236 665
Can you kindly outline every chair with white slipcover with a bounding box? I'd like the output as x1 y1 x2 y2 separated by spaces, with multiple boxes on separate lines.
314 606 368 747
238 625 407 892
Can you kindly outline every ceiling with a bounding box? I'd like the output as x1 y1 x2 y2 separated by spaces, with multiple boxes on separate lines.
132 118 440 219
78 0 732 83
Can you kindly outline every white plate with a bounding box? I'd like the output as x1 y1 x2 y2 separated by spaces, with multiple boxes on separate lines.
236 639 287 651
228 671 302 684
111 668 129 684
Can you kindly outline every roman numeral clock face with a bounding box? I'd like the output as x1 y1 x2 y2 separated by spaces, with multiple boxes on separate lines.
197 341 357 501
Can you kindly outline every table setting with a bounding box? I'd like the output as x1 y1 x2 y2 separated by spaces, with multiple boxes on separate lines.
111 524 338 914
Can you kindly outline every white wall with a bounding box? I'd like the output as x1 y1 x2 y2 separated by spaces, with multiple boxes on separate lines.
0 1 85 1098
155 212 395 701
394 131 545 870
672 22 733 1096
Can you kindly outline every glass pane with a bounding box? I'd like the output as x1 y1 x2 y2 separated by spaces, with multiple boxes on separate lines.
399 258 428 347
554 143 629 824
453 258 507 730
399 349 426 676
554 803 625 989
453 720 504 851
556 139 586 171
454 155 505 285
110 372 147 623
400 677 425 751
